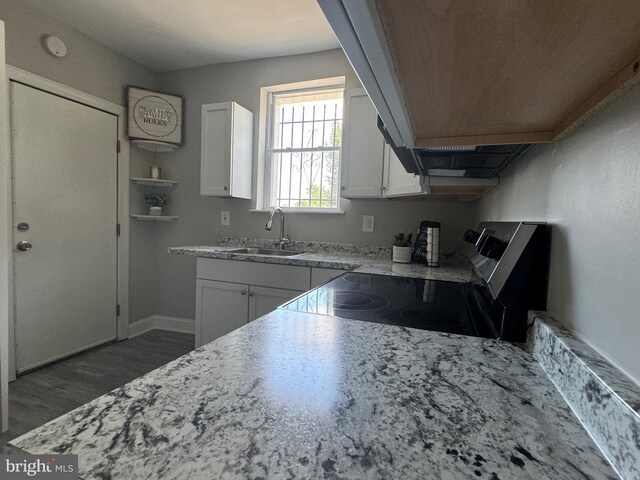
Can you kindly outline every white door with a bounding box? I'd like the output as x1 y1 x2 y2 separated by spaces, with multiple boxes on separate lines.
11 82 118 373
0 19 9 431
196 279 248 347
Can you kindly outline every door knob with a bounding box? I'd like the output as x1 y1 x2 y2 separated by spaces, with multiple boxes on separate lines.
16 241 32 252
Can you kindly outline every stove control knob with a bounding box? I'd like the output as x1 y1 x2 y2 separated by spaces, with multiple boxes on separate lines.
463 229 480 244
478 235 508 260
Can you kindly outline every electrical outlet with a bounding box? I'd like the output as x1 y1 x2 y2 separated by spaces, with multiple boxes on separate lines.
362 215 375 233
221 211 230 226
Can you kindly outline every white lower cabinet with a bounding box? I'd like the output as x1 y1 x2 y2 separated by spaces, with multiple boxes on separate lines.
195 258 313 347
196 279 248 347
310 267 345 288
248 286 302 322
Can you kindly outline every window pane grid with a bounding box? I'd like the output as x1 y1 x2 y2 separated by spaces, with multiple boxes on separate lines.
268 89 343 209
270 150 340 208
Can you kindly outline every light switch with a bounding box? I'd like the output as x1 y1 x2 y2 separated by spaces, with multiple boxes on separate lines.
221 211 230 226
362 215 375 232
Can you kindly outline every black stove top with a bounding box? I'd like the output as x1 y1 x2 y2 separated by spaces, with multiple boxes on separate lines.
281 222 549 341
281 273 479 336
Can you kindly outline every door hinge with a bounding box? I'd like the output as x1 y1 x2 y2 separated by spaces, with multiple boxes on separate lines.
116 304 121 316
117 140 121 153
116 223 121 236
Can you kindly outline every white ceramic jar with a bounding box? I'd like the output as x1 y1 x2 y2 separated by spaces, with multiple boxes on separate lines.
392 246 412 263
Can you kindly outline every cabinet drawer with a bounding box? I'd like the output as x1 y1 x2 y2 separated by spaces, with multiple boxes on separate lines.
197 258 311 291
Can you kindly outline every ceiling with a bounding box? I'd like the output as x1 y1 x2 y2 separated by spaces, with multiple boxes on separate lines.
25 0 340 72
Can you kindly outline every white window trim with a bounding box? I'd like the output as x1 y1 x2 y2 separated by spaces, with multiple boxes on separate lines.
256 76 346 213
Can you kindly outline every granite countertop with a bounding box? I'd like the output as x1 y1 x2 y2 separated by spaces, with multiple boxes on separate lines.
10 311 617 479
168 244 473 284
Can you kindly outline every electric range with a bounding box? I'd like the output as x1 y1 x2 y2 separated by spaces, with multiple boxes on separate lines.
281 222 550 342
282 273 478 336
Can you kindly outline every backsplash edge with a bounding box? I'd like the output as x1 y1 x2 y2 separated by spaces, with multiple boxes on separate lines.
527 311 640 479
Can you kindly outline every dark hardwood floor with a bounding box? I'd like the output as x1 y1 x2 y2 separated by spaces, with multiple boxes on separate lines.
1 329 194 453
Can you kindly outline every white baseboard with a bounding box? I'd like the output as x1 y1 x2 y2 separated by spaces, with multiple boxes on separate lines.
154 316 195 334
128 315 194 338
128 316 155 337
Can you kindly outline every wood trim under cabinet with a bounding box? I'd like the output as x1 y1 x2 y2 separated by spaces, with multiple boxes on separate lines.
415 131 554 149
376 0 640 147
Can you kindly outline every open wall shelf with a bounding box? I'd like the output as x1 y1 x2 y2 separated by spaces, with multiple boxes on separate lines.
131 215 179 222
132 139 180 152
130 177 178 187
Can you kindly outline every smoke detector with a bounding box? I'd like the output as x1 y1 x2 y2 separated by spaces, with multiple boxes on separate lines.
43 35 67 58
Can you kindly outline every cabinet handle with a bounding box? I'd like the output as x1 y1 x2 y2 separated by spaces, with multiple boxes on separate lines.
240 290 247 295
249 292 255 297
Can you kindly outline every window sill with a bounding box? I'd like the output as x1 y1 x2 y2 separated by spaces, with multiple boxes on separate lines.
250 208 345 215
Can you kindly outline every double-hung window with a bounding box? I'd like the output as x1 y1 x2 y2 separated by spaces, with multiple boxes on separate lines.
263 81 344 211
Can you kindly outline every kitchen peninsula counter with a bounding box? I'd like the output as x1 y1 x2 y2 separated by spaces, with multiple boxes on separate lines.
9 310 617 479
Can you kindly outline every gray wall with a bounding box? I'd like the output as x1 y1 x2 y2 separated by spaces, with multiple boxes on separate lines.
154 49 478 319
128 150 158 322
0 0 159 323
0 0 155 106
479 85 640 385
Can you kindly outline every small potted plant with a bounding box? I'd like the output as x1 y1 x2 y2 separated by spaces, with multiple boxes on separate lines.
144 192 167 216
392 229 412 263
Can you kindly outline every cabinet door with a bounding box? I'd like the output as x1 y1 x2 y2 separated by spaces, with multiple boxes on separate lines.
248 286 303 322
201 103 232 197
196 279 248 347
341 89 384 198
382 143 423 197
201 102 253 199
229 103 253 199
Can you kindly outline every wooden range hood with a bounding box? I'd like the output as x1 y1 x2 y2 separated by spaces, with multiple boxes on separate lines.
320 0 640 149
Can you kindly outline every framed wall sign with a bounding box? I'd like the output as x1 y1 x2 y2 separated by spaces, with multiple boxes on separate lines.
128 86 183 146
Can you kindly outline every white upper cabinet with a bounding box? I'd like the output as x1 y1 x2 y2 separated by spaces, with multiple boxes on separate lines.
341 89 422 198
382 143 422 197
200 101 253 198
340 89 384 198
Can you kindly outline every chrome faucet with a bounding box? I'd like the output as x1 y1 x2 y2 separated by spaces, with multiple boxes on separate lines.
265 207 290 249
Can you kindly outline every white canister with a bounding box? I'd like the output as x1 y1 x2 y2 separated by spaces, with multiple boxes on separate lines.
149 165 162 179
392 246 412 263
149 206 162 216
